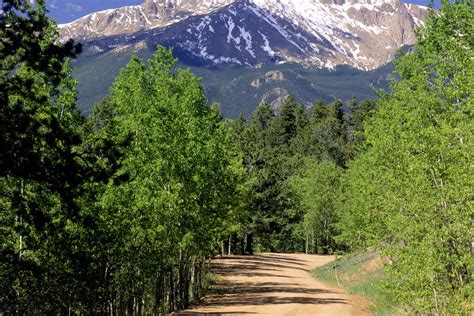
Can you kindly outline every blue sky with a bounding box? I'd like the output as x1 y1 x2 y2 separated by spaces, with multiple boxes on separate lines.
46 0 441 24
47 0 143 24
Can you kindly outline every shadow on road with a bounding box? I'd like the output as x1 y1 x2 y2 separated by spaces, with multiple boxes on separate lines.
212 254 312 273
173 254 347 315
174 313 256 315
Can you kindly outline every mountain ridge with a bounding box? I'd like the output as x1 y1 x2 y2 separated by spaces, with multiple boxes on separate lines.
60 0 427 70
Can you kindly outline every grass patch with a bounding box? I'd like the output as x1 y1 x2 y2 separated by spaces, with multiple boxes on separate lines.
313 252 401 315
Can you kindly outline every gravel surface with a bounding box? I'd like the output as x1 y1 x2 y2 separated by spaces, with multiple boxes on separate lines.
173 253 371 316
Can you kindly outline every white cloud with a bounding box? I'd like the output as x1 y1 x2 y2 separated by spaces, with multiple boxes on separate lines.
48 0 58 9
65 2 83 12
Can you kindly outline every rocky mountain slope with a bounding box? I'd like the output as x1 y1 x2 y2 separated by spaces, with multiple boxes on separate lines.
60 0 427 70
72 44 395 117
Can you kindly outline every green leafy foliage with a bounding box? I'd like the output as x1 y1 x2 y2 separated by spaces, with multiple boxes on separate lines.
233 95 368 253
289 160 343 254
81 46 247 313
2 0 471 314
0 1 246 311
337 1 473 313
0 0 87 312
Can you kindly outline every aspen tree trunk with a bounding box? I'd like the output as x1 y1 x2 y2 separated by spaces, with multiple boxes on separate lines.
243 232 248 254
169 270 175 312
178 248 186 309
190 261 195 301
324 219 329 254
195 262 201 299
19 179 24 259
315 238 318 255
305 235 309 254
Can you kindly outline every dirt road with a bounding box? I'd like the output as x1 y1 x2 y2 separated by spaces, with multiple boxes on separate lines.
174 253 370 316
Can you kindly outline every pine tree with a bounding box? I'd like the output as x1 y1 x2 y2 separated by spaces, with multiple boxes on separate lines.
272 95 298 148
306 99 347 167
0 1 86 312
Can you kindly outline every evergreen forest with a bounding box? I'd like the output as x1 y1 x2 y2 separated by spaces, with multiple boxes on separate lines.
0 0 472 314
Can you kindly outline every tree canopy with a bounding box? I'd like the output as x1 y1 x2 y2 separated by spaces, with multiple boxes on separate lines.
1 0 472 314
336 1 473 312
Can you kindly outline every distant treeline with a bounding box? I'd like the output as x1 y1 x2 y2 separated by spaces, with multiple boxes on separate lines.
227 95 374 255
1 0 472 315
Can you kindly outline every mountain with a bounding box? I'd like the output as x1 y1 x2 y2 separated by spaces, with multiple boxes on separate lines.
72 45 395 117
59 0 234 41
60 0 426 70
59 0 426 116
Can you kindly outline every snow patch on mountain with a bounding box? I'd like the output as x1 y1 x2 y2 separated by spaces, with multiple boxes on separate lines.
60 0 427 70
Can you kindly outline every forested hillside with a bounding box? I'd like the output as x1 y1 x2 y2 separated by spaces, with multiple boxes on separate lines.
72 48 394 118
1 0 472 315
